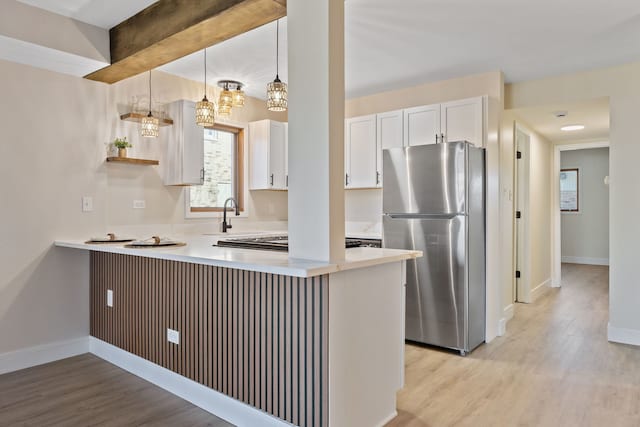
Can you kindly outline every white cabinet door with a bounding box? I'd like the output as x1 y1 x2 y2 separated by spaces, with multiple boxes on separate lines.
163 100 204 186
345 115 377 189
249 120 287 190
403 104 441 147
441 96 484 146
269 121 286 189
377 110 403 187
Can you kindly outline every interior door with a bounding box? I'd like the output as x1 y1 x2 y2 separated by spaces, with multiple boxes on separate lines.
403 104 440 146
383 215 467 350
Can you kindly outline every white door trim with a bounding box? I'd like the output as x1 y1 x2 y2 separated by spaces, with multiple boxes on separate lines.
552 141 610 286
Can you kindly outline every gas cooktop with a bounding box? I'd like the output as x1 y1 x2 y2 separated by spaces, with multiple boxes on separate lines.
216 235 363 252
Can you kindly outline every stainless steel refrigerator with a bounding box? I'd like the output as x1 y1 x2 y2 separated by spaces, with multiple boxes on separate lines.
382 141 485 355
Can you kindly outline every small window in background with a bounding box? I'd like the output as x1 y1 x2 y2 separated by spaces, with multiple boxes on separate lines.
190 126 244 212
560 168 579 212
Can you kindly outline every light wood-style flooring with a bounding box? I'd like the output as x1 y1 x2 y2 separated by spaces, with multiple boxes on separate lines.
0 354 233 426
388 263 640 427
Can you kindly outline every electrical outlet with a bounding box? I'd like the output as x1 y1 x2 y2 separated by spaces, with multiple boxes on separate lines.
133 200 146 209
167 328 180 345
82 196 93 212
107 290 113 307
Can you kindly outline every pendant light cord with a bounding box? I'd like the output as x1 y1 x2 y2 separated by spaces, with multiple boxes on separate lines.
276 19 279 78
148 70 152 114
204 49 207 98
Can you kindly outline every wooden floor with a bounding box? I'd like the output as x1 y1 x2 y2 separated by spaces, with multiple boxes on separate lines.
388 263 640 427
0 354 234 426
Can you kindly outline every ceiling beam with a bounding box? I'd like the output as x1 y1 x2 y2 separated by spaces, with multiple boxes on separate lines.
85 0 286 84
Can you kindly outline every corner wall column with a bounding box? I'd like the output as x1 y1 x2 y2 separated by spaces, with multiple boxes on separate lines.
287 0 346 262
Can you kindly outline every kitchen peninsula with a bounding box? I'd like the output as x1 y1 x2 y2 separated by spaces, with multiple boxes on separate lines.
55 236 420 427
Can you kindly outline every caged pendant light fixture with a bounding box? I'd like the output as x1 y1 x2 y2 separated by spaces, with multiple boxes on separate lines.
266 19 287 112
141 70 159 138
195 48 216 127
216 80 245 117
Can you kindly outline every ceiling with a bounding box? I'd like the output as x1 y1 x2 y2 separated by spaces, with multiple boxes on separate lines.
16 0 157 29
16 0 640 100
511 97 610 143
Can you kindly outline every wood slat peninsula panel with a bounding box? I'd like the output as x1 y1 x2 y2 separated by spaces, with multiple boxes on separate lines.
90 251 328 427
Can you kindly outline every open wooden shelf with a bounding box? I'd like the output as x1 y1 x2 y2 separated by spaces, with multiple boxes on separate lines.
120 112 173 127
106 157 159 166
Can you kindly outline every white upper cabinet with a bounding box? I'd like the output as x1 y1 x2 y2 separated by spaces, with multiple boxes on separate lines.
249 119 287 190
163 100 204 186
345 114 378 189
403 104 441 147
440 96 484 146
284 122 289 188
376 110 403 187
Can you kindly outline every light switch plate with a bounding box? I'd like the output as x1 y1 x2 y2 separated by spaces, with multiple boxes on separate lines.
107 289 113 307
82 196 93 212
133 200 146 209
167 328 180 345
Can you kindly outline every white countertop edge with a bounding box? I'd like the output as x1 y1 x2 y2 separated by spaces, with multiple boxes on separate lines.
54 240 420 278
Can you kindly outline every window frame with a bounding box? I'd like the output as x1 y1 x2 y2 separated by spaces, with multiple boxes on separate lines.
185 122 247 219
560 168 580 213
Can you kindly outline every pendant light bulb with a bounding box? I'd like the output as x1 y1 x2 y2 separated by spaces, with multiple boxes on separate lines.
267 19 288 112
196 48 216 127
141 70 159 138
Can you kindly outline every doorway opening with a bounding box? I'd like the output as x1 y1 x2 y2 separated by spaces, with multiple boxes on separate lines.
553 143 610 284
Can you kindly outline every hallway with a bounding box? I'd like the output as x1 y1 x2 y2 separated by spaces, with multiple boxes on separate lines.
389 264 640 427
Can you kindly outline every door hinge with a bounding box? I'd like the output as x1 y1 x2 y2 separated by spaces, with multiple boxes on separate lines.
516 151 522 159
516 211 521 219
515 270 521 279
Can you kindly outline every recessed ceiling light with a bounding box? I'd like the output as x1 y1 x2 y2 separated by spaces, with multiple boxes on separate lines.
561 124 585 132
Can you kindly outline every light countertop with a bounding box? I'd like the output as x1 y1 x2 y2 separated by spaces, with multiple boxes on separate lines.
54 235 419 278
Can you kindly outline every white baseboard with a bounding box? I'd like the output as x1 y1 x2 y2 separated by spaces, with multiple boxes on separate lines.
376 411 399 427
608 324 640 347
89 338 288 427
0 337 89 375
498 304 515 336
531 279 551 302
562 256 609 266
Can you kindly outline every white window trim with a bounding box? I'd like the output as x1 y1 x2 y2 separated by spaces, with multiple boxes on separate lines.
185 120 249 219
560 167 580 214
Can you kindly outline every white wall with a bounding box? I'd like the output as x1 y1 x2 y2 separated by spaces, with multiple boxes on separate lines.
561 148 609 264
506 60 640 343
0 59 286 355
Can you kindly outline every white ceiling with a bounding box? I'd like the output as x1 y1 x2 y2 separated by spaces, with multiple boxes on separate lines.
511 97 610 143
15 0 640 100
16 0 157 29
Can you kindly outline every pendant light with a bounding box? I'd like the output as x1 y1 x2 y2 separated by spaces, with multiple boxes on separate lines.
232 85 245 107
218 82 234 117
141 70 159 138
195 48 216 127
267 19 287 112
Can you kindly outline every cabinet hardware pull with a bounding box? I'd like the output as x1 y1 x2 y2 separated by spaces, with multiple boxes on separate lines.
441 133 445 143
286 175 288 187
345 173 350 186
201 168 205 182
270 173 274 186
376 171 380 185
435 133 440 144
